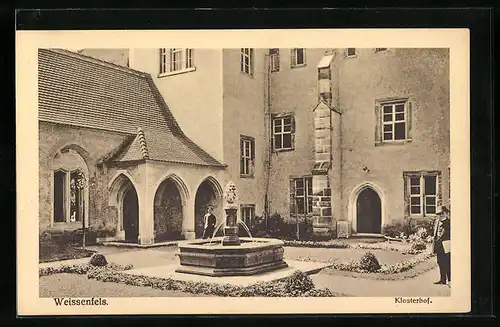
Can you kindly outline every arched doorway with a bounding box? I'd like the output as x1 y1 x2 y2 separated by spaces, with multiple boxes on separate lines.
194 178 223 238
123 187 139 242
154 178 184 242
356 187 382 234
108 172 140 243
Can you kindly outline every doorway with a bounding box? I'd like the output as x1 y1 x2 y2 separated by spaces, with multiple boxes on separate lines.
356 187 382 234
123 187 139 243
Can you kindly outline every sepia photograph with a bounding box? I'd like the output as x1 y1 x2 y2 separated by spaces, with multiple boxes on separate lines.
16 29 470 315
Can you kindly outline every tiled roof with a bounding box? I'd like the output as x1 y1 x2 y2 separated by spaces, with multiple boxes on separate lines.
38 49 224 167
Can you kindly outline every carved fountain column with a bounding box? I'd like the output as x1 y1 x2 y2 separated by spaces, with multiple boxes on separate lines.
222 181 240 246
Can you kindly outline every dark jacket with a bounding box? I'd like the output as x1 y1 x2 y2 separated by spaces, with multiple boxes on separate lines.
432 215 450 254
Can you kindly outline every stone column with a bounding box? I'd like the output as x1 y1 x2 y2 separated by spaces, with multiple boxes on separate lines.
182 195 196 240
138 162 154 246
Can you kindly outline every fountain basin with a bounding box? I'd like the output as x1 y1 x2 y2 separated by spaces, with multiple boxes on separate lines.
175 237 288 277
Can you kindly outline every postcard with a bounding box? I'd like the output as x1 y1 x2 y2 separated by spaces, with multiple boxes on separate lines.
16 28 470 315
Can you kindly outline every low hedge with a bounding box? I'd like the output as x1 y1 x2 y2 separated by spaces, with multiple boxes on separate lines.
283 240 350 248
40 262 335 297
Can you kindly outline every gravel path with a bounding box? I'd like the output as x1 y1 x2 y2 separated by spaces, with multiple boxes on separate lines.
312 266 451 297
39 274 208 298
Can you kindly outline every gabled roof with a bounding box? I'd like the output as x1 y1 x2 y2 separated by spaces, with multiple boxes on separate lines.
312 99 342 115
38 49 224 167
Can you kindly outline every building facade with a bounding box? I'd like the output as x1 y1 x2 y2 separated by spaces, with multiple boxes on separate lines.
39 47 450 244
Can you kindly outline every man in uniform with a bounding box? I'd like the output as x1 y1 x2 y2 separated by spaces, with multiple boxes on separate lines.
432 206 451 285
202 205 217 239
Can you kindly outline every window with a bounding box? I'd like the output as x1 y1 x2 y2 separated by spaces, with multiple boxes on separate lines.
269 48 280 72
240 48 254 76
53 170 67 223
159 48 195 75
404 172 441 217
375 48 387 52
346 48 356 57
291 48 306 67
290 177 313 215
240 205 255 226
272 115 295 151
53 169 86 224
240 136 255 177
375 99 412 144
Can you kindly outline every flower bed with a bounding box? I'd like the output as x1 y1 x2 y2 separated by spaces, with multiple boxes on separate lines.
296 250 434 275
283 240 350 249
283 239 418 254
39 262 337 297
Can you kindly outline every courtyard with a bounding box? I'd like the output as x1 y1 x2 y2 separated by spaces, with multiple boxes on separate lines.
39 240 451 298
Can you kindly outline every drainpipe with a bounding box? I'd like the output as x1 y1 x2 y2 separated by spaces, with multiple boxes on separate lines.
263 52 272 229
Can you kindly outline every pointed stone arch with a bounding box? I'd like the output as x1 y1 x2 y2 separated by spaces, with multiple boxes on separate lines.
152 174 190 242
194 176 224 238
108 171 140 242
348 181 386 234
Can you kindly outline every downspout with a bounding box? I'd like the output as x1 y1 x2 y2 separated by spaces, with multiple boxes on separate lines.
263 52 272 228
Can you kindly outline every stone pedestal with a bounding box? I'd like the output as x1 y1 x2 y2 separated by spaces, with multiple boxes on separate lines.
222 207 240 246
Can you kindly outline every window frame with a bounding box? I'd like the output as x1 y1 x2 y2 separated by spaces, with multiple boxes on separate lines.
159 48 196 77
345 48 357 58
240 135 255 178
291 48 306 68
52 168 87 226
240 204 256 226
375 48 388 53
404 171 441 218
290 176 314 216
272 114 295 152
240 48 254 76
269 48 280 72
375 97 412 145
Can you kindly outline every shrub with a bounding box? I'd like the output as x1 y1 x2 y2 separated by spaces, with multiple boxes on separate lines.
39 230 52 242
251 213 315 241
382 221 405 238
410 240 427 252
89 253 108 267
359 252 381 272
284 271 315 296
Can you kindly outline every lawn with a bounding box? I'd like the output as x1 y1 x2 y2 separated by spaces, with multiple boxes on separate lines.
40 242 96 263
283 246 408 266
39 273 208 298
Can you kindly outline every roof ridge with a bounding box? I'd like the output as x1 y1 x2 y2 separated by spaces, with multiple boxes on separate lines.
136 127 150 160
43 48 148 78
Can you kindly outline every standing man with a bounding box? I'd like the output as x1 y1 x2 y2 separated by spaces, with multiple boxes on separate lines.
432 206 451 285
202 205 217 239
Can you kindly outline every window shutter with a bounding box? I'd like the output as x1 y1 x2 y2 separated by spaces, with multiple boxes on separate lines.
374 104 382 145
251 140 255 160
436 173 442 209
240 49 244 72
289 179 296 215
291 49 296 67
406 102 413 141
403 174 410 218
290 115 296 150
270 118 275 151
250 48 254 76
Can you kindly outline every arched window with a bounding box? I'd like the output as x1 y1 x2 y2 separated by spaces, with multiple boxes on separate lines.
52 148 89 226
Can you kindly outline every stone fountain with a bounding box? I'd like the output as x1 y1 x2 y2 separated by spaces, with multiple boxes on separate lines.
175 181 288 276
